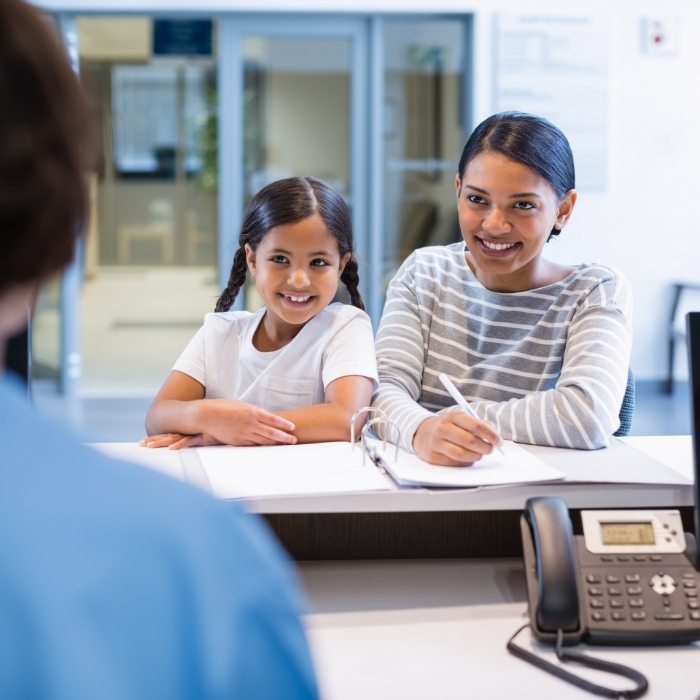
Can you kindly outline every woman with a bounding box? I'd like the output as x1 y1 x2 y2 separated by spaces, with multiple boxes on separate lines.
373 111 632 466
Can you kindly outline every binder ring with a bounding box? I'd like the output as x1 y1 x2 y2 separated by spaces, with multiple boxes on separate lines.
360 416 400 466
350 406 388 449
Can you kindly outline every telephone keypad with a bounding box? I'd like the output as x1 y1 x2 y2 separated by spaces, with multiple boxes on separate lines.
579 547 700 642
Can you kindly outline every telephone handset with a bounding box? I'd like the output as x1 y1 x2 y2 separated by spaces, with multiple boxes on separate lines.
521 496 700 646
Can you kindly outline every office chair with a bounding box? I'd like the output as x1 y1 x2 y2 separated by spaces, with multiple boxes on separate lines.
613 368 635 437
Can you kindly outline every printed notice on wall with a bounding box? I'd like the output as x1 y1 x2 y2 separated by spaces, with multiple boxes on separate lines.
494 14 608 191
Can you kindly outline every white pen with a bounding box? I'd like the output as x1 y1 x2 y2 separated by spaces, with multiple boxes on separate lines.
438 373 505 455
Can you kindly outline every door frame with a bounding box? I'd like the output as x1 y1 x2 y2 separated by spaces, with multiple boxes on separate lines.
218 16 370 310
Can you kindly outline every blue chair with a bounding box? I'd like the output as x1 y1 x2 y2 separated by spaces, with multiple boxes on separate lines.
613 369 635 437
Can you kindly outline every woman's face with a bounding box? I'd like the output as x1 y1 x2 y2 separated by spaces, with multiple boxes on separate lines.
455 150 576 292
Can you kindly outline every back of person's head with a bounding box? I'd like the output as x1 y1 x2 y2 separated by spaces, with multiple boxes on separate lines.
0 0 90 297
216 176 364 311
458 112 575 237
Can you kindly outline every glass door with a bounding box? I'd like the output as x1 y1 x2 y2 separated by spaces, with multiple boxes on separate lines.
218 17 368 310
380 17 470 300
35 16 221 397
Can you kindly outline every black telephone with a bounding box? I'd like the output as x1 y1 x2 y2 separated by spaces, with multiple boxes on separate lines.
521 496 700 646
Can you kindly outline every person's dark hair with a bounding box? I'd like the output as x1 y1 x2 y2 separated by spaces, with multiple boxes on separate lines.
216 176 364 312
0 0 91 296
457 111 575 240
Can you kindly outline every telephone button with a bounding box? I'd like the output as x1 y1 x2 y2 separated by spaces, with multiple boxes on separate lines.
616 556 631 562
633 556 647 562
654 612 684 621
600 556 614 562
687 600 700 609
650 555 663 562
624 574 641 583
650 573 677 595
611 612 626 622
690 611 700 621
607 587 622 596
586 574 602 584
685 590 698 598
609 599 624 609
590 599 604 609
588 586 604 596
682 580 697 589
626 586 643 596
605 575 620 583
628 598 645 608
681 572 696 579
591 612 606 622
631 611 646 621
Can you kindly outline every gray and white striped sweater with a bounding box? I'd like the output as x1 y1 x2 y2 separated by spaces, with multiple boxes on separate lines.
372 242 633 452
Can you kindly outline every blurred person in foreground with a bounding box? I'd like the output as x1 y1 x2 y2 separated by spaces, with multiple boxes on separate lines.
0 2 318 697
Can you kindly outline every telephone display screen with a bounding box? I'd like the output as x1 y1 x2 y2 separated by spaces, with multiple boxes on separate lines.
600 521 655 545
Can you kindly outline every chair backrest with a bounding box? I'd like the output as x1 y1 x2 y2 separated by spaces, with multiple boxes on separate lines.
613 369 635 437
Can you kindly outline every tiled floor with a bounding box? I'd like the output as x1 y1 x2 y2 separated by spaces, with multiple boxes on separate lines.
34 380 692 443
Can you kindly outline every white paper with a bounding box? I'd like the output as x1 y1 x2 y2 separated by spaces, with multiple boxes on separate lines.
195 442 393 499
370 439 564 488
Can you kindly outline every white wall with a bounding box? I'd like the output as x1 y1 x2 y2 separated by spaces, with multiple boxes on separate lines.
39 0 700 381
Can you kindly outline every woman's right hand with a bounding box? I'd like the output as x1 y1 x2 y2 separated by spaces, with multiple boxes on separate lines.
200 399 297 446
412 413 502 466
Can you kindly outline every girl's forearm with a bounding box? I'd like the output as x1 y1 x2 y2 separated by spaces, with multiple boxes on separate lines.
145 399 207 436
278 403 365 443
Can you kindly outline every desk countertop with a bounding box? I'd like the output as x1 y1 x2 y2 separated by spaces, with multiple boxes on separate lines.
92 436 695 514
300 557 700 700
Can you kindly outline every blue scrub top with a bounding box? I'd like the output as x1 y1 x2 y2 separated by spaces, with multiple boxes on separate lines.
0 374 318 699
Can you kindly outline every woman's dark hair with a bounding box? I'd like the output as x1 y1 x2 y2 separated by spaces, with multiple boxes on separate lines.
0 0 91 296
457 112 575 239
216 176 364 311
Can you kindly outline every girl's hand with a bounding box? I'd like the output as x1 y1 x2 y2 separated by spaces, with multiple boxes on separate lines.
202 400 297 446
141 432 182 449
141 432 223 450
412 413 502 466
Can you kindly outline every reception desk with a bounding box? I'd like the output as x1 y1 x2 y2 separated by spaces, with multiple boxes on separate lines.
94 436 695 559
93 437 699 698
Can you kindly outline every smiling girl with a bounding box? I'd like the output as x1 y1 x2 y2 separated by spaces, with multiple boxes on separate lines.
373 112 632 465
143 177 377 448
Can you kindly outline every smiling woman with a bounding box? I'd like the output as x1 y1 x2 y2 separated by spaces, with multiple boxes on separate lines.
372 111 633 466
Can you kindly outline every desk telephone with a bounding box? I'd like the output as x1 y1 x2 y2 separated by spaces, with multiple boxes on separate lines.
521 496 700 646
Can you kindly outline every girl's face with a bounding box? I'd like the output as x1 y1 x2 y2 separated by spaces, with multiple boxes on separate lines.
245 213 350 344
456 150 576 292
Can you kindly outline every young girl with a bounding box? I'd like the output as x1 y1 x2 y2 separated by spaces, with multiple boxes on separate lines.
373 111 632 466
143 176 377 449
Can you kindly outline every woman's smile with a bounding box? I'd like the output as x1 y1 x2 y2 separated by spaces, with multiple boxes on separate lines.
476 237 521 256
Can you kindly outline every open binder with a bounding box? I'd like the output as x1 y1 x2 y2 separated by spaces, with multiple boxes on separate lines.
182 406 564 500
354 407 564 490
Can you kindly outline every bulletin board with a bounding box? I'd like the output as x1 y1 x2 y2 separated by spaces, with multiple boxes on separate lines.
493 14 608 192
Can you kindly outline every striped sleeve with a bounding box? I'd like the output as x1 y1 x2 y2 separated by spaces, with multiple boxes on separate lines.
372 251 441 452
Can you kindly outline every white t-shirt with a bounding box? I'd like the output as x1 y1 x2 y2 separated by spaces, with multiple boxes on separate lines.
173 302 378 412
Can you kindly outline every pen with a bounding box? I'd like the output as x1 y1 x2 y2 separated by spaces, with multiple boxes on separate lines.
438 373 505 455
